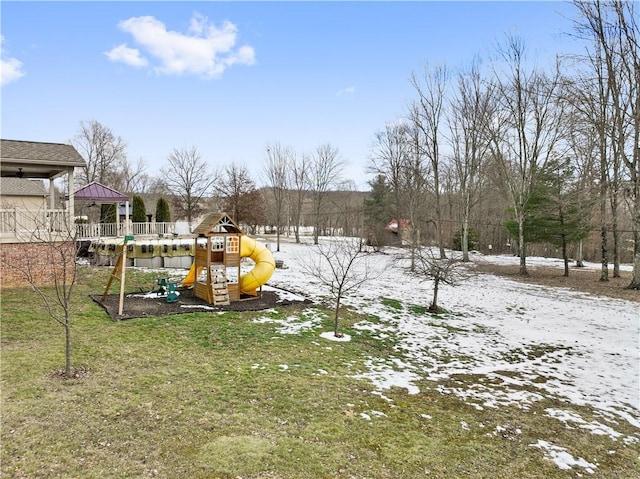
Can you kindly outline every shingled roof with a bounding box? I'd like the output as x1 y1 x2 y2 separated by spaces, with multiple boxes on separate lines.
74 181 129 202
0 178 47 196
1 139 86 179
193 212 243 235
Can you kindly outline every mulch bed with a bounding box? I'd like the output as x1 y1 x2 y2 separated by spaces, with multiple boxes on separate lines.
92 261 637 321
91 287 312 321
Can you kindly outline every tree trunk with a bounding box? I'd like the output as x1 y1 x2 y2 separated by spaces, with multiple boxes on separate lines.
430 278 440 312
575 240 585 267
65 317 72 378
611 171 620 277
518 215 528 276
600 222 609 282
599 162 609 281
333 295 342 336
612 221 620 278
275 211 281 252
434 187 447 260
313 214 320 245
627 230 640 290
562 235 569 277
462 191 471 262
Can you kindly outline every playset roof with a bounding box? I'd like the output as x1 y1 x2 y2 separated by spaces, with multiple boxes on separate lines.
193 212 243 236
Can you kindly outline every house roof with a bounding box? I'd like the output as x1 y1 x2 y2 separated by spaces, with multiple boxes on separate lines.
0 178 47 197
193 212 243 236
1 139 86 180
386 219 410 232
74 181 129 202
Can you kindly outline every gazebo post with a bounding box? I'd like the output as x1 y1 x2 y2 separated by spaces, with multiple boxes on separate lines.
125 200 130 236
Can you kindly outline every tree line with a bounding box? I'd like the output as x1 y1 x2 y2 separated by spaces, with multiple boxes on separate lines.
366 0 639 288
69 1 639 289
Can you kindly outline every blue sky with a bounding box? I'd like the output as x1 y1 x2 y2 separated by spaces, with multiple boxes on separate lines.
1 1 580 190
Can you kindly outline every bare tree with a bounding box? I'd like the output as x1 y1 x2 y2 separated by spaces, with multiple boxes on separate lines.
160 146 217 228
218 162 257 224
301 237 374 337
564 105 600 268
564 39 613 280
368 121 412 240
263 143 291 251
1 210 81 378
331 180 364 238
71 120 128 187
411 63 449 259
402 122 431 271
572 0 640 289
308 143 345 245
114 156 149 194
448 60 494 262
410 247 467 313
288 152 308 243
486 36 566 275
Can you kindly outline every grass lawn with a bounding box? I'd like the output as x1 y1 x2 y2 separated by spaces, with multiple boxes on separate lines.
1 266 638 478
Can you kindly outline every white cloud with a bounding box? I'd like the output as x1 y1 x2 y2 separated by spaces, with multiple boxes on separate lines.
104 43 149 67
0 35 25 87
109 13 255 79
337 86 356 96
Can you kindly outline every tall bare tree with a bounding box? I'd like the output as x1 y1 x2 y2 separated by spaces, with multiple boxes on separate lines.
160 146 217 228
403 123 431 271
564 104 600 268
288 152 308 243
565 35 613 280
217 162 261 227
411 63 449 259
448 60 494 261
571 0 640 287
487 36 566 275
368 121 412 239
71 120 128 187
308 143 344 245
263 143 291 251
114 156 149 195
218 162 257 224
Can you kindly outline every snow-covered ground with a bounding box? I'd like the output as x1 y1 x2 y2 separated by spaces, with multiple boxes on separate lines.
259 239 639 440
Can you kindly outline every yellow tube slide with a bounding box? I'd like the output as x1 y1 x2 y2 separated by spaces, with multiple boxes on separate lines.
181 236 275 292
182 263 198 288
240 236 276 294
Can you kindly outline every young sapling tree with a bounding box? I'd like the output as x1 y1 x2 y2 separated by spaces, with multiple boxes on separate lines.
301 237 373 337
411 247 467 313
2 209 82 378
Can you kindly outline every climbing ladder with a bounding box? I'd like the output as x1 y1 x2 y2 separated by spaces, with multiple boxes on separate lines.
211 269 230 306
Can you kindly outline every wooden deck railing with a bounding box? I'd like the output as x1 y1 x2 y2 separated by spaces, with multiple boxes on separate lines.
1 208 179 240
75 221 177 239
0 208 67 238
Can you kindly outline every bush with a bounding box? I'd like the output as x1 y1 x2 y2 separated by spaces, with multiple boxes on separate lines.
156 197 171 223
100 204 116 224
132 195 147 223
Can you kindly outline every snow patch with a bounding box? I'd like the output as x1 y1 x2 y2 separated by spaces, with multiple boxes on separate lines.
530 440 597 473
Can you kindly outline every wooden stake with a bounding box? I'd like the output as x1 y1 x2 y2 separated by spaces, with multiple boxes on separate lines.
118 244 127 315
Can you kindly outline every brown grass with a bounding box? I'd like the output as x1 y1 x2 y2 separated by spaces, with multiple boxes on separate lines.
471 261 639 303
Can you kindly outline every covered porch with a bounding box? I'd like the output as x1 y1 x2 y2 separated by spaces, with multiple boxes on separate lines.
0 139 86 243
